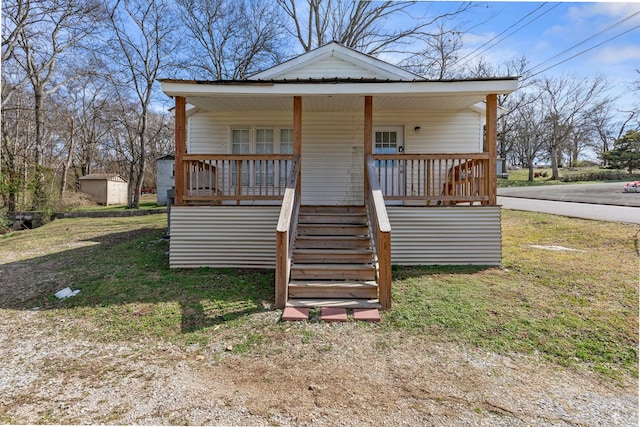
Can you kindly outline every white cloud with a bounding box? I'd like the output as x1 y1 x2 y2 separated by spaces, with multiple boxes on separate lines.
461 31 497 47
568 3 640 21
534 40 550 50
544 24 572 38
591 44 640 64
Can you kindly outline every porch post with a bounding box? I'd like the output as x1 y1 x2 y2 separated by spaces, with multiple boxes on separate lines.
174 96 186 205
294 96 302 197
486 94 498 205
364 96 373 194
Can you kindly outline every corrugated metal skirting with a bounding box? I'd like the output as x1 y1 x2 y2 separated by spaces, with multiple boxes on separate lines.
171 205 501 268
387 206 501 265
170 206 280 268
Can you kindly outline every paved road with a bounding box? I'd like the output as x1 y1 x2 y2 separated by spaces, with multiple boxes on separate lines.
498 197 640 224
498 183 640 224
498 182 640 207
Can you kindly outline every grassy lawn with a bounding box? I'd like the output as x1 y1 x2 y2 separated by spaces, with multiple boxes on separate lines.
0 211 637 379
71 194 163 211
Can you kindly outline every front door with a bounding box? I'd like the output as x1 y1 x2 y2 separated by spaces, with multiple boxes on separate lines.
373 127 404 197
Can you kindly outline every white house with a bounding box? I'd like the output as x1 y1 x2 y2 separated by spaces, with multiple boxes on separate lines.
160 42 518 310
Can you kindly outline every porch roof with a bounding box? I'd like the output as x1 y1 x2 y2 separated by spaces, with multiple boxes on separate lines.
160 77 519 112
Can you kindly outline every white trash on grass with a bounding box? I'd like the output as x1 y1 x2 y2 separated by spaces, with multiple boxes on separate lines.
54 287 81 300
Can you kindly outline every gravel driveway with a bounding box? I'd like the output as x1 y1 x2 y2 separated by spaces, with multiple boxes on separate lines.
1 308 638 426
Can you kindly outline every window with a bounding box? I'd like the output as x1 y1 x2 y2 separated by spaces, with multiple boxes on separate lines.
255 128 274 186
232 128 251 153
232 128 251 186
256 128 274 154
230 127 291 154
230 127 294 188
279 129 294 186
280 128 293 154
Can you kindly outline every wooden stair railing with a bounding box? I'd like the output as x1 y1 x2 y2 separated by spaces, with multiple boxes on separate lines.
275 156 300 309
365 155 392 310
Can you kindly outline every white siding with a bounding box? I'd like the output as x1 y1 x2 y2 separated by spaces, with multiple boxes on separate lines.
301 112 364 205
270 55 394 80
170 206 280 268
188 110 293 154
373 110 483 153
387 206 501 265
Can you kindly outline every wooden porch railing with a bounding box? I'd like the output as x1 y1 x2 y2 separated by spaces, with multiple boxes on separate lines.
181 154 296 204
275 156 301 309
365 155 392 310
372 153 491 205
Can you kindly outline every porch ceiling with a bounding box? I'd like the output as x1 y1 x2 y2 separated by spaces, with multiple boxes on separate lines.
186 94 487 112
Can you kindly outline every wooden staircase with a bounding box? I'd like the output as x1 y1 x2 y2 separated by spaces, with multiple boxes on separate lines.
286 206 381 308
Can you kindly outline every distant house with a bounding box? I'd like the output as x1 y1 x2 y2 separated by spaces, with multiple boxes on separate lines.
78 174 128 205
156 154 175 206
160 42 518 310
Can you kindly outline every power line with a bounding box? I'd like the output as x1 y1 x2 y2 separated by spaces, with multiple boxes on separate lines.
458 3 548 62
454 2 561 71
527 11 640 74
527 22 640 79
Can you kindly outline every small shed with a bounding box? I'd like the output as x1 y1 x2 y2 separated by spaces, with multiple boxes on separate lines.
156 154 175 206
79 174 128 205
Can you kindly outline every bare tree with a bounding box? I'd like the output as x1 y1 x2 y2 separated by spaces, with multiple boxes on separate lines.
589 99 617 165
0 86 35 211
175 0 286 79
9 0 103 209
51 74 112 196
1 0 32 107
106 0 176 208
398 23 462 79
277 0 473 56
538 75 609 180
503 92 548 180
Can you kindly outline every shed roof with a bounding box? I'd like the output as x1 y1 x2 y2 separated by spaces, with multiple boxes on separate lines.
79 174 127 182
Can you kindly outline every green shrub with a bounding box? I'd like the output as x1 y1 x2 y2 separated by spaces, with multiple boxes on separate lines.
560 170 639 182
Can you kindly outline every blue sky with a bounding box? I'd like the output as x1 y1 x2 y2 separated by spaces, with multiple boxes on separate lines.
420 1 640 106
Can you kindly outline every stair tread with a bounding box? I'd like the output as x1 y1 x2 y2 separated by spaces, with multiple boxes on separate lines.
300 206 366 213
295 235 370 240
292 263 375 269
299 211 366 215
293 248 372 254
298 224 367 228
289 280 378 287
